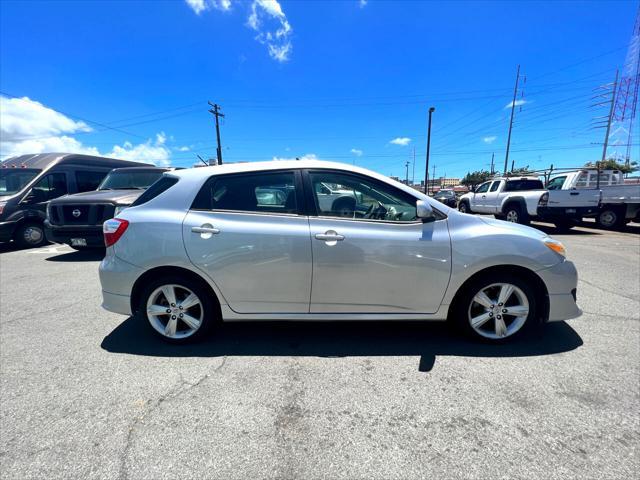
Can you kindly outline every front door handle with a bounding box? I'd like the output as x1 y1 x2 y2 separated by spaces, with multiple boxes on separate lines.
314 231 345 242
192 224 220 237
482 195 486 198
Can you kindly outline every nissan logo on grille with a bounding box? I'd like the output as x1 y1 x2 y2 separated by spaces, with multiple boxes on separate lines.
72 209 82 218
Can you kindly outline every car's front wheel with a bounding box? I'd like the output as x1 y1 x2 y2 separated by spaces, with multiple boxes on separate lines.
452 274 541 342
15 222 47 248
138 276 217 344
458 201 471 214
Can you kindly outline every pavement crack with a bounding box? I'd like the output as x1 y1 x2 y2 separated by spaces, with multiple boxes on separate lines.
117 356 227 480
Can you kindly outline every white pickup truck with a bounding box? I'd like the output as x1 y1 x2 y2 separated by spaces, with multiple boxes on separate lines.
542 169 640 229
458 177 548 225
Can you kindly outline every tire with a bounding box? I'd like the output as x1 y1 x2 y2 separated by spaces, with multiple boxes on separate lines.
503 204 529 225
14 222 48 248
450 273 542 343
458 201 471 214
596 207 624 230
137 275 219 344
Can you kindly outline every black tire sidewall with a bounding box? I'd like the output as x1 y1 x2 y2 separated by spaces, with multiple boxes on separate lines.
137 275 218 344
597 208 622 229
459 201 470 213
15 222 47 248
451 273 541 343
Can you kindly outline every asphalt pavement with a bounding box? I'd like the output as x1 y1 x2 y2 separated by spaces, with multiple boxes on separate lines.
0 221 638 479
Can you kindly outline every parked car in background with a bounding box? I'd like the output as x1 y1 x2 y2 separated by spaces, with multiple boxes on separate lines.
544 169 640 229
433 189 457 207
458 176 547 225
0 153 149 248
99 160 580 345
45 166 174 249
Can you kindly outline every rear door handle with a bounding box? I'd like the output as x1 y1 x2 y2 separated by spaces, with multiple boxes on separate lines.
570 192 579 196
314 231 345 242
192 225 220 234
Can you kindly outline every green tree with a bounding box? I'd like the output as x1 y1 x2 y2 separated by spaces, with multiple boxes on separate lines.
584 159 638 174
461 170 491 188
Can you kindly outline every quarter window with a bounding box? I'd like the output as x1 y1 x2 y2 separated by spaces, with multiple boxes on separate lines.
309 171 418 222
193 171 298 215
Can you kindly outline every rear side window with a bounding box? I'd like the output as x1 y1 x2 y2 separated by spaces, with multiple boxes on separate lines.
504 179 544 191
130 176 179 207
192 171 298 215
75 171 107 192
489 181 500 192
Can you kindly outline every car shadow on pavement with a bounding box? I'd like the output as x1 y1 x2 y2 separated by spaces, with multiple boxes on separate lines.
101 318 583 372
45 249 106 262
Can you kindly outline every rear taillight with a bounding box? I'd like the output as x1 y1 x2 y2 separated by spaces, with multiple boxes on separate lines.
103 218 129 247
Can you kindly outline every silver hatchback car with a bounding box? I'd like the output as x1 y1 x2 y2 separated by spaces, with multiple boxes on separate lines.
99 160 581 344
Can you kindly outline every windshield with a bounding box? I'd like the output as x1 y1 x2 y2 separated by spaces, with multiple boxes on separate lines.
98 170 164 190
0 169 42 196
436 190 454 197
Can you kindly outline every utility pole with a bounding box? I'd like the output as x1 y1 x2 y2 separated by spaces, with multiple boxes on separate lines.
424 107 435 195
601 70 619 162
504 64 521 174
208 101 225 165
412 147 416 185
490 152 495 175
431 164 436 194
511 160 515 173
405 161 410 185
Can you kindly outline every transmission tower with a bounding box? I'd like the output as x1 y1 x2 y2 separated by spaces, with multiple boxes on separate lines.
606 7 640 165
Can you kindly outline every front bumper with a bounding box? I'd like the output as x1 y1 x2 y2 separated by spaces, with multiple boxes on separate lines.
0 219 18 243
45 220 105 247
537 259 582 321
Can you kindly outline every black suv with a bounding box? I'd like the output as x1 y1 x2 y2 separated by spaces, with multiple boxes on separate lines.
45 166 173 249
0 153 149 248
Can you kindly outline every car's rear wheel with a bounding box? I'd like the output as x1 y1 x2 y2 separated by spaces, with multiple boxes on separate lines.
504 204 529 225
138 276 217 344
452 274 541 343
596 207 624 230
15 222 47 248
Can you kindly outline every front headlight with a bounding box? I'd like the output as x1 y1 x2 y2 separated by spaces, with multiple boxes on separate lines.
114 205 128 217
544 238 566 257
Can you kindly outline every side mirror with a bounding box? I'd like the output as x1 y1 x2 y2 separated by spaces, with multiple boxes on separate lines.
416 200 434 221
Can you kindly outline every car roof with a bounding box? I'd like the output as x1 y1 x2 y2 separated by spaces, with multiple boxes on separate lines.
1 153 152 170
108 166 172 173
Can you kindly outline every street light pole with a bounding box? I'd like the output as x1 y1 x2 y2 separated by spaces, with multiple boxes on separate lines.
424 106 435 195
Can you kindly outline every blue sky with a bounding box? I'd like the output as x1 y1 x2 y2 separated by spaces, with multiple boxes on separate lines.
1 0 638 180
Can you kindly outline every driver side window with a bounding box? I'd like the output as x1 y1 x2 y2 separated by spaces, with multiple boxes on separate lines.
309 171 418 222
475 182 490 193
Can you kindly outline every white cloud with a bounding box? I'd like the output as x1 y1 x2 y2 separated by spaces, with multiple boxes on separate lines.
389 137 411 146
272 153 319 161
177 146 191 152
350 148 363 156
359 0 368 7
482 136 497 144
246 0 293 62
185 0 231 14
0 95 171 166
504 99 528 109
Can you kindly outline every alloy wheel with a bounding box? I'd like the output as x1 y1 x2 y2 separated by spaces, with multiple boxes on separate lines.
146 284 204 339
506 210 519 223
467 282 530 339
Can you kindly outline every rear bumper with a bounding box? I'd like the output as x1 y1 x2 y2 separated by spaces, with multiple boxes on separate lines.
0 220 18 243
537 205 599 220
45 220 105 247
101 291 132 316
537 259 582 322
